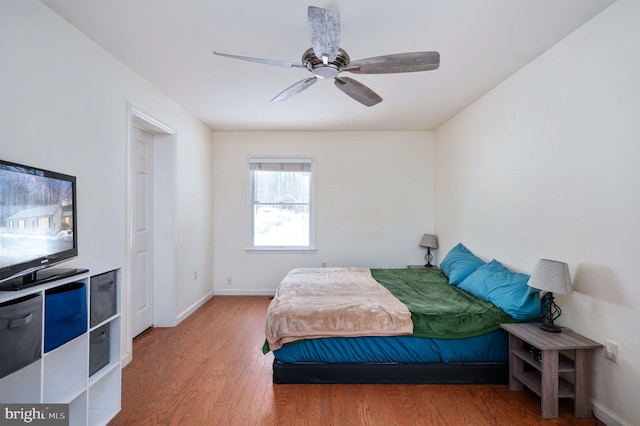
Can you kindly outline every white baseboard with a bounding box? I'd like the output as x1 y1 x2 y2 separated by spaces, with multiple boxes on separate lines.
176 291 214 324
171 290 270 324
121 351 132 368
592 400 629 426
213 289 276 296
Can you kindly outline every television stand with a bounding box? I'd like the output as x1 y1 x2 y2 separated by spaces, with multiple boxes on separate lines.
0 266 122 425
0 268 89 291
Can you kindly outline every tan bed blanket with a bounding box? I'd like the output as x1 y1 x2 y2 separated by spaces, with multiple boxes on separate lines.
265 267 413 351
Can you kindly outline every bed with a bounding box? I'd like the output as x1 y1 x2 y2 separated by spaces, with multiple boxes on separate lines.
264 243 542 384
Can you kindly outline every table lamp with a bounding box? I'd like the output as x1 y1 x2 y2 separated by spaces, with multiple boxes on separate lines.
528 259 573 333
419 234 438 268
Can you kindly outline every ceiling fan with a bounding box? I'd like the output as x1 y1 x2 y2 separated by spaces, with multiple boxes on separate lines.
213 6 440 107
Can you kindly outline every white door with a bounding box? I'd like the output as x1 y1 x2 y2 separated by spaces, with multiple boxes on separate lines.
132 127 154 337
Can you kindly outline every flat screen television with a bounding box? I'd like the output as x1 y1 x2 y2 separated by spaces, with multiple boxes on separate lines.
0 159 86 291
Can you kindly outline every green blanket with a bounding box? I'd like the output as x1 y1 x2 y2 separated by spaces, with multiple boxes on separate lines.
370 268 518 339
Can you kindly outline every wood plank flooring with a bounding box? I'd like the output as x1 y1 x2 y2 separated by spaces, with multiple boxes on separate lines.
108 296 604 426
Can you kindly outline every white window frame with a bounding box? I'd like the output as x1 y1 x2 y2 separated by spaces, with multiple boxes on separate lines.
246 156 316 251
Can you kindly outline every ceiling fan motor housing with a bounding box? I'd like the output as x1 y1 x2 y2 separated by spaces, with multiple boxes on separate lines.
302 47 350 79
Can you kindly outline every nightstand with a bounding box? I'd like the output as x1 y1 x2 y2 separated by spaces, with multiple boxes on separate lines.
500 323 602 419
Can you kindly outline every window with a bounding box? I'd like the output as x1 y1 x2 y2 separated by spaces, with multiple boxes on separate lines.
248 157 315 250
38 217 50 230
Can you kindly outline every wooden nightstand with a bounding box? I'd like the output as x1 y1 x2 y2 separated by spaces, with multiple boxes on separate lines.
500 323 602 419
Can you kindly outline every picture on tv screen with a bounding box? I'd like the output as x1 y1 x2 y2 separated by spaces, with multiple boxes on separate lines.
0 167 75 272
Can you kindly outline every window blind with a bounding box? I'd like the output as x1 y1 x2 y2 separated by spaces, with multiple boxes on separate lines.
249 158 312 172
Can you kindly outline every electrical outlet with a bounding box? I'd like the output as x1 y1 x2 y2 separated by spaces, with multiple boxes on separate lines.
194 271 198 280
226 276 232 286
605 339 618 362
321 262 327 267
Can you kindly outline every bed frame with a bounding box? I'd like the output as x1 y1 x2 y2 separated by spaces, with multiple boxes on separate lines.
269 267 515 385
272 360 509 384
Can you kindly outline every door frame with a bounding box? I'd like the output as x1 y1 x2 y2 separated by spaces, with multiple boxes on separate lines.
124 104 177 365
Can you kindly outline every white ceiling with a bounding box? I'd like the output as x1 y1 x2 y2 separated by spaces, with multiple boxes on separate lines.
44 0 616 131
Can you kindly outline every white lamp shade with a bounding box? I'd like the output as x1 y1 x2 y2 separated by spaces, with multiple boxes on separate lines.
419 234 438 249
528 259 573 294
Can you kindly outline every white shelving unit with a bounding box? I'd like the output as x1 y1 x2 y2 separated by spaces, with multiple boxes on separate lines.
0 266 121 426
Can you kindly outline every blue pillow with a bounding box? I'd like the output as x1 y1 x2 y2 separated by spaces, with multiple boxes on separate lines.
457 259 541 320
440 243 485 285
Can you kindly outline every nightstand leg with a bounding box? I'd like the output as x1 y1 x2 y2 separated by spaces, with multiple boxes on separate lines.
508 334 524 391
540 349 559 419
573 349 593 417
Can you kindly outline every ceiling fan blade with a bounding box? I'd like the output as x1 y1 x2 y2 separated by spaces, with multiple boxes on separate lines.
345 52 440 74
213 51 304 69
271 77 318 102
308 6 340 63
334 77 382 107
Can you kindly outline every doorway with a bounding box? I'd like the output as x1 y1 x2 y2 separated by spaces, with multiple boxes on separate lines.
131 126 154 337
127 106 177 349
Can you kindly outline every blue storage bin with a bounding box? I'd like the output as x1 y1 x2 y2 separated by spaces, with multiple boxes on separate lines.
44 282 87 353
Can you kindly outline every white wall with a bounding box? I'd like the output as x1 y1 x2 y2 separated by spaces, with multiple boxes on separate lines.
213 131 435 294
435 1 639 424
0 2 214 362
5 1 633 421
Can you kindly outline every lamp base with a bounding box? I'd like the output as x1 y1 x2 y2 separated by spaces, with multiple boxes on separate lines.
540 322 562 333
424 249 434 269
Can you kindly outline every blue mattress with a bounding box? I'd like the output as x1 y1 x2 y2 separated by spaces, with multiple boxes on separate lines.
273 328 508 364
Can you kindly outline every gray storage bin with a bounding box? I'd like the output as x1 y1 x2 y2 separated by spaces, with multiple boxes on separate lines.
89 323 110 376
0 294 42 379
90 271 117 327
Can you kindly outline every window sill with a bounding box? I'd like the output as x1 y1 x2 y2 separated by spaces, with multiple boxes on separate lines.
245 247 317 253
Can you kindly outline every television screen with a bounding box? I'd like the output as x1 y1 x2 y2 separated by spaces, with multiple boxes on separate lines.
0 159 80 289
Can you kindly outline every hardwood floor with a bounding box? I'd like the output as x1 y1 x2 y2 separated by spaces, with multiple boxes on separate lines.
108 296 604 426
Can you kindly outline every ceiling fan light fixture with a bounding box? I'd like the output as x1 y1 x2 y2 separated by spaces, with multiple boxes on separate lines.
312 66 340 79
